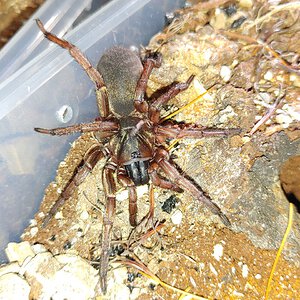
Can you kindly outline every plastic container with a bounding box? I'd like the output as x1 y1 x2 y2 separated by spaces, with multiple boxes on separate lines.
0 0 109 81
0 0 185 261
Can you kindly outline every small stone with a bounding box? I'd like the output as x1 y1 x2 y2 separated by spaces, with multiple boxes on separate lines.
30 227 38 237
220 66 232 82
80 210 89 220
210 9 227 30
29 219 37 227
275 113 293 126
37 212 45 218
24 252 98 299
203 49 212 61
242 264 249 278
209 263 218 276
290 74 300 87
0 273 30 299
54 211 63 220
264 70 273 81
255 273 262 279
171 209 183 225
31 244 47 255
212 244 223 261
5 241 35 264
239 0 253 8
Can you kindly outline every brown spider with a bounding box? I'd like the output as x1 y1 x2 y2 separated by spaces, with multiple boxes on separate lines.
35 19 239 293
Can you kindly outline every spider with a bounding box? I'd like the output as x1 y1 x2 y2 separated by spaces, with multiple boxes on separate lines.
34 19 239 293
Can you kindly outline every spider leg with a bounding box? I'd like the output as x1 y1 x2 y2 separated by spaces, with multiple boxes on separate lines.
154 148 231 226
117 172 138 226
148 162 183 192
149 75 195 123
134 51 162 113
36 19 110 118
100 164 117 294
42 145 105 227
35 120 119 136
155 122 241 139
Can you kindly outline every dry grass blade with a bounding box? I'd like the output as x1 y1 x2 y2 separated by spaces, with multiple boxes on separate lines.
265 202 294 299
162 90 209 121
118 258 209 300
249 90 284 135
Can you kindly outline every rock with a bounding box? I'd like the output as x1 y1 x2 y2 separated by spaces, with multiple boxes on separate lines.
0 262 20 277
0 273 30 299
5 241 35 264
23 251 98 300
171 209 183 225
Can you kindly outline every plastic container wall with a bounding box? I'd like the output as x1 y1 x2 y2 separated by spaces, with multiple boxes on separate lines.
0 0 94 81
0 0 185 261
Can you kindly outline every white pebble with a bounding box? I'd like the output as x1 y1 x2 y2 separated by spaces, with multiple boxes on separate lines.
203 49 212 61
212 244 223 261
171 209 183 225
258 92 271 103
31 244 47 255
242 264 249 278
30 227 38 237
239 0 253 8
209 263 218 276
190 276 197 288
37 212 45 218
29 219 37 227
264 70 273 81
80 210 89 220
220 66 232 82
275 113 293 126
255 274 262 279
54 211 63 220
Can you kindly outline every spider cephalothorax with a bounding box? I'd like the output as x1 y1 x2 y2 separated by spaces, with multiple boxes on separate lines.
35 19 239 294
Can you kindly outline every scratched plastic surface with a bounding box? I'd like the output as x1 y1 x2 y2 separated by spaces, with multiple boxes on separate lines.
0 0 185 261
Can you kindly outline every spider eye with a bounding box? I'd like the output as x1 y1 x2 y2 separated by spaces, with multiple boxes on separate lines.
131 151 141 159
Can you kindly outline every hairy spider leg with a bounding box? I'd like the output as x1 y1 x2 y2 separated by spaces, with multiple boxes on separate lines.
148 162 183 192
155 123 241 140
100 164 117 294
153 148 231 226
134 51 162 113
42 145 105 227
36 19 110 118
117 171 138 226
148 75 195 124
34 120 119 136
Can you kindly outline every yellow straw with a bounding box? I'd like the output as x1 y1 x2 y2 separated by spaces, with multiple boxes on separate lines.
162 90 209 121
265 202 294 299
